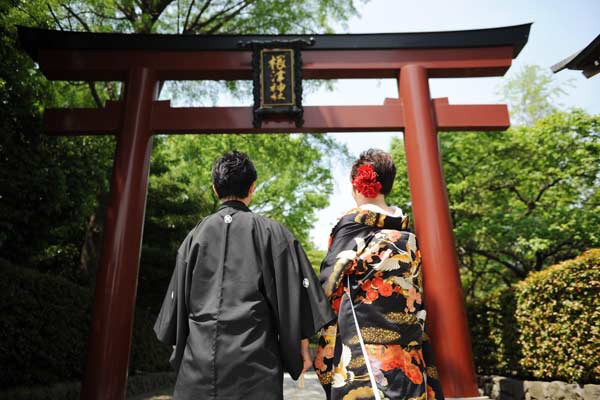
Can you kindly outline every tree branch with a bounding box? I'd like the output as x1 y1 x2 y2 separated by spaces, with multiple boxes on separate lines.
186 0 250 34
467 247 526 278
535 238 580 270
82 8 131 22
115 2 137 24
60 3 92 32
183 0 197 33
149 0 174 25
87 82 103 108
534 176 562 204
47 4 65 30
506 184 530 208
205 0 254 34
184 0 214 34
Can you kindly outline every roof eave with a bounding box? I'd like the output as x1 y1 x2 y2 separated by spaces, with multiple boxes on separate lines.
17 23 532 63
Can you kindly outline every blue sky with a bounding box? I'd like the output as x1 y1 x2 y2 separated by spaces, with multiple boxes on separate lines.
304 0 600 249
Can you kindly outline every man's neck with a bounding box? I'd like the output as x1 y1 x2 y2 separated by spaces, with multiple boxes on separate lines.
220 196 251 206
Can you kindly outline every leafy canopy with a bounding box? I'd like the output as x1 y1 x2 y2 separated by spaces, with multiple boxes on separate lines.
1 0 359 283
388 65 600 298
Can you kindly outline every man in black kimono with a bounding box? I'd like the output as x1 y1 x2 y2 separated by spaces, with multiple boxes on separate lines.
154 151 335 399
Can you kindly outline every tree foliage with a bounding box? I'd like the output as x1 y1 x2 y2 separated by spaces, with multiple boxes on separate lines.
389 64 599 297
499 64 573 126
389 110 600 297
467 249 600 383
1 0 358 287
0 4 115 282
146 133 337 244
24 0 358 35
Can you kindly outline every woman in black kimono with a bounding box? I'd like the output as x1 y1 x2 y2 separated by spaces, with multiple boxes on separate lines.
154 151 335 400
315 149 445 400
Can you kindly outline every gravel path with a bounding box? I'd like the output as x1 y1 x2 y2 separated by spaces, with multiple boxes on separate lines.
128 371 326 400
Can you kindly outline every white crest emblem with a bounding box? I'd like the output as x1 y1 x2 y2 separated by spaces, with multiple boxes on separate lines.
224 214 232 224
302 278 310 288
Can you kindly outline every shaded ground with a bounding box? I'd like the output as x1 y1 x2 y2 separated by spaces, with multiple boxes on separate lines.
128 372 326 400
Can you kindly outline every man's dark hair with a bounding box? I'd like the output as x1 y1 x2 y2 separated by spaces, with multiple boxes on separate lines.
350 148 396 196
211 151 257 199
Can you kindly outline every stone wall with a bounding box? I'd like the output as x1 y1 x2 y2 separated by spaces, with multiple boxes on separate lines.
478 375 600 400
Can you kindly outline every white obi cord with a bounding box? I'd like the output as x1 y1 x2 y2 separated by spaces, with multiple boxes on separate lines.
346 275 382 400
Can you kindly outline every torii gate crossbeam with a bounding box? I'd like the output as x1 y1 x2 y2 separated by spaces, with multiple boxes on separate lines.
18 24 531 400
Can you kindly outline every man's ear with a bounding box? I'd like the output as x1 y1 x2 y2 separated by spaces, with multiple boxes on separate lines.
212 184 219 198
248 180 257 196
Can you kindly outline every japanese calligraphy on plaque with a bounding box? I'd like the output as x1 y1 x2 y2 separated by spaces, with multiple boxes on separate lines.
240 38 313 128
260 49 295 107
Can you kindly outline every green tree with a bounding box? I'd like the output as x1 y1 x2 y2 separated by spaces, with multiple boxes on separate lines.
2 0 359 285
146 133 336 245
0 3 115 283
499 64 573 126
389 64 599 298
391 111 600 294
11 0 360 106
389 113 600 298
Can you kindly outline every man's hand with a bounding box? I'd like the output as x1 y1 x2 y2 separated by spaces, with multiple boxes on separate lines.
301 338 312 373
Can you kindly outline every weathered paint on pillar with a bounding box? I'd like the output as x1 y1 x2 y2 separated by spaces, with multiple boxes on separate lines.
399 64 479 398
80 67 157 400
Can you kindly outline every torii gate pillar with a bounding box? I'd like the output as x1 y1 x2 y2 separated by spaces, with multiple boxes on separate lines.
81 67 157 399
401 64 480 397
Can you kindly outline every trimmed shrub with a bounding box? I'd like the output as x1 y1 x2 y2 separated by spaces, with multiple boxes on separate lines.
467 286 522 378
0 372 176 400
515 248 600 383
0 258 171 389
0 258 92 387
468 249 600 383
130 307 172 374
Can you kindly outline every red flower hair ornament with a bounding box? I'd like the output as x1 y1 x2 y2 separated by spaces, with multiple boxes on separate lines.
352 164 382 198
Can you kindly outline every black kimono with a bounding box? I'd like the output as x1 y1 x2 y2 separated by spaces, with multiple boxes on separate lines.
314 207 445 400
153 200 335 400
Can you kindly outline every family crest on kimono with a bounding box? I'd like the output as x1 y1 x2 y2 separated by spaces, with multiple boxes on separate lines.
315 149 445 400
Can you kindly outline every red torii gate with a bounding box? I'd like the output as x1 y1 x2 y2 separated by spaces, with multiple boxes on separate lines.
18 24 530 400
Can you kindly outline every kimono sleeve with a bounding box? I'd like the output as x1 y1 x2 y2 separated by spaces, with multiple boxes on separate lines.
269 233 336 380
153 267 178 345
153 232 195 373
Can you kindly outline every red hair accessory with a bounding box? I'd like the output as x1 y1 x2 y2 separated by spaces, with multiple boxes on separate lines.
352 164 382 198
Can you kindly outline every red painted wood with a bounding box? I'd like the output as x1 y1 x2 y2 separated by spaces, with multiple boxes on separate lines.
37 46 513 81
80 67 157 400
33 37 520 400
43 101 508 135
399 64 479 398
44 101 123 135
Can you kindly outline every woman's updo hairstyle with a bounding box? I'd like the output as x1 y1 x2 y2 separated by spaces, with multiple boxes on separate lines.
350 148 396 196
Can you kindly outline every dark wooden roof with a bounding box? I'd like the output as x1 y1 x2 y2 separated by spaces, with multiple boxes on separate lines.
17 24 531 62
552 34 600 78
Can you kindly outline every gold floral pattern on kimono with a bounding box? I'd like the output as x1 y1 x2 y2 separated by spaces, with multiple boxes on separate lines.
315 208 445 400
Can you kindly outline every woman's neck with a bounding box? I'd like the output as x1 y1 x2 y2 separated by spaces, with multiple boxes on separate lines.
355 195 395 215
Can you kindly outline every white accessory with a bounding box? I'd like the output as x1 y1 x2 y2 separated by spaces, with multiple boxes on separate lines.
347 275 382 400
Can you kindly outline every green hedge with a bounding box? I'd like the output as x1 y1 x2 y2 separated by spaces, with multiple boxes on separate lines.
468 249 600 383
515 248 600 383
0 258 171 389
0 372 176 400
467 285 522 377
